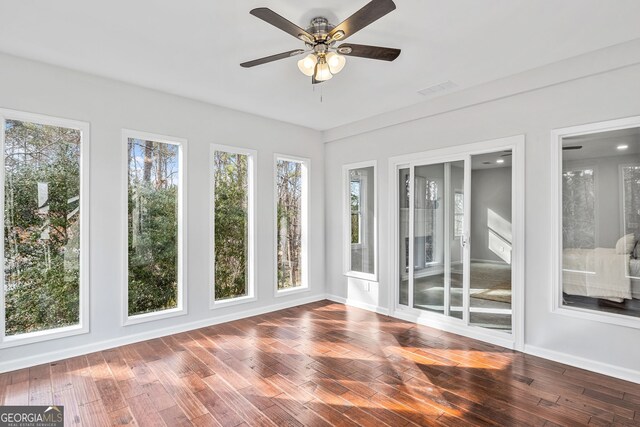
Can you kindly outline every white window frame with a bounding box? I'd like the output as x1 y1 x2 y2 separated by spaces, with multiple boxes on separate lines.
0 109 90 348
210 144 257 308
551 115 640 329
343 160 378 281
274 154 310 297
122 129 187 326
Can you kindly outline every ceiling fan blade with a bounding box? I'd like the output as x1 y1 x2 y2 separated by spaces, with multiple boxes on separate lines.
240 49 305 68
337 43 401 61
563 145 583 150
328 0 396 41
250 8 315 43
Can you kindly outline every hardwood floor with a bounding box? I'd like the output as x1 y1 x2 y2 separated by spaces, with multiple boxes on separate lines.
1 300 639 426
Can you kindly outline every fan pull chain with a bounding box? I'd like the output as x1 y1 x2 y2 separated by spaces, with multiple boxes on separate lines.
312 83 323 103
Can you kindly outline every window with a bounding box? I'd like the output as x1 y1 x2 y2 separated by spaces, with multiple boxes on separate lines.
553 117 640 327
621 165 640 237
562 168 596 249
275 155 309 294
124 130 185 324
344 161 376 280
1 110 89 346
212 145 255 305
350 180 362 245
454 191 464 237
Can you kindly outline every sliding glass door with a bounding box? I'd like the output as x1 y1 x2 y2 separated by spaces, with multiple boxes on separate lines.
398 151 513 334
399 159 470 320
468 151 513 331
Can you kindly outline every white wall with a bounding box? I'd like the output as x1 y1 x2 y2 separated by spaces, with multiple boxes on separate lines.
0 53 325 371
470 167 512 262
324 62 640 377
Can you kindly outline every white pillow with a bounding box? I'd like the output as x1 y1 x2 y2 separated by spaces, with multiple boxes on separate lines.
615 234 635 254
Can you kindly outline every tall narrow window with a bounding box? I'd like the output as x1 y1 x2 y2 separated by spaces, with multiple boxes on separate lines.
125 131 185 323
621 165 640 236
275 156 308 293
344 161 377 280
212 145 255 304
454 191 464 237
562 168 596 249
2 111 89 345
351 180 362 244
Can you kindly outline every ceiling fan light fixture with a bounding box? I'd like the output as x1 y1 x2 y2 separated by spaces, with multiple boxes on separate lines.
297 53 317 77
326 52 346 74
314 58 333 81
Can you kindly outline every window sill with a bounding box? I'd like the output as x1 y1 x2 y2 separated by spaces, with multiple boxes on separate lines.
275 286 310 298
344 271 378 282
124 307 187 326
553 304 640 330
0 324 89 349
210 295 257 310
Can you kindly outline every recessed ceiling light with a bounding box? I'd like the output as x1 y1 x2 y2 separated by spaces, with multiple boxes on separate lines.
497 159 505 164
617 144 629 150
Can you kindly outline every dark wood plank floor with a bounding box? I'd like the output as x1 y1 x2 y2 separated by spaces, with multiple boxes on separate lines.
1 300 639 426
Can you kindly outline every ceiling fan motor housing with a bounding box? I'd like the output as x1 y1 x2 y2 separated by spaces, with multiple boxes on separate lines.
307 17 334 41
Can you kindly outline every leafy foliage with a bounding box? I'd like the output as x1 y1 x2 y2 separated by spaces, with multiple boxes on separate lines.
4 120 81 335
127 140 179 316
350 180 360 244
214 151 249 300
276 160 302 289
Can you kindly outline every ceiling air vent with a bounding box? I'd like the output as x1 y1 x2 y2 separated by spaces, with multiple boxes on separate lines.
418 80 458 97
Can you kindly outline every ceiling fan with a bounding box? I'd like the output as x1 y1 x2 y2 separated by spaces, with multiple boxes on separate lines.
240 0 401 84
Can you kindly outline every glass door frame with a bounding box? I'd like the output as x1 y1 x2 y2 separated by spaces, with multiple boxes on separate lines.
388 135 525 351
403 156 471 322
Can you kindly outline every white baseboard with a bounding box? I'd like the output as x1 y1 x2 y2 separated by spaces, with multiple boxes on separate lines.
0 294 326 374
391 309 516 350
524 344 640 385
325 294 389 316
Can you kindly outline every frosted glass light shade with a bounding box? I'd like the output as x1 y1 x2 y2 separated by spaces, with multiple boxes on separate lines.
326 52 346 74
314 60 333 81
297 54 317 77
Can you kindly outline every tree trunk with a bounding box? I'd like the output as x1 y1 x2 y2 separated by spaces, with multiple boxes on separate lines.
143 141 153 182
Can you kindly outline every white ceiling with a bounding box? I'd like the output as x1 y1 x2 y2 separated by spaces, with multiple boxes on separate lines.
472 151 512 170
564 127 640 161
1 0 639 131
